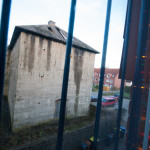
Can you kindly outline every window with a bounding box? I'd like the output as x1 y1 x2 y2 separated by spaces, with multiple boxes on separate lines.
97 74 99 76
102 98 107 102
110 80 113 83
108 99 115 102
106 79 109 82
107 74 110 78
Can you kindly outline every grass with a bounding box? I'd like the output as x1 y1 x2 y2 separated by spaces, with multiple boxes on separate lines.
0 107 119 150
103 92 115 96
0 116 94 150
1 95 127 150
92 86 131 99
92 87 98 92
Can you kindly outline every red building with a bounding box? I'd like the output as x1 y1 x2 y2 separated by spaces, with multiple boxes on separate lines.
93 68 121 89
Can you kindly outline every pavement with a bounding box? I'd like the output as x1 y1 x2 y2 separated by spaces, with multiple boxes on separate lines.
91 92 130 112
98 138 126 150
91 92 130 150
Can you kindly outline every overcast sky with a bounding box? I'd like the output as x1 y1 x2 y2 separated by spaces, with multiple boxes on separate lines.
7 0 127 68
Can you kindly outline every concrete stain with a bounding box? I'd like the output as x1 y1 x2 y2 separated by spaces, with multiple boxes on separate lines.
23 34 29 70
73 49 84 114
28 35 35 73
46 41 52 71
7 50 11 66
38 38 44 58
41 74 44 79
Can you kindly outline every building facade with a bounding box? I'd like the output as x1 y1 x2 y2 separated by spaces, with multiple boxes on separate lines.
93 68 121 89
7 21 98 130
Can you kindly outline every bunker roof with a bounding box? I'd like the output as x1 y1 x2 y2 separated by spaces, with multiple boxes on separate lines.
9 21 99 54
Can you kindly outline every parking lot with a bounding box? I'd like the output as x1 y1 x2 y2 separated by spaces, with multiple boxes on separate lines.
91 92 130 150
91 92 129 112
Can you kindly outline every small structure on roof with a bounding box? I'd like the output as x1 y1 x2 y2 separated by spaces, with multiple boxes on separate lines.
7 20 99 130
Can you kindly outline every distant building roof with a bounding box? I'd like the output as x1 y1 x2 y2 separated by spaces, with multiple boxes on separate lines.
94 68 120 77
9 21 99 54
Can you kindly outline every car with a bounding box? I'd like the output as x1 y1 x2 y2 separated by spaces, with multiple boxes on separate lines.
101 96 118 107
114 94 120 99
91 96 98 102
114 94 120 102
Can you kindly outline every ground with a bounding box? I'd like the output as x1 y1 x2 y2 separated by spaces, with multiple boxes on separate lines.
0 92 130 150
91 91 129 124
91 91 130 150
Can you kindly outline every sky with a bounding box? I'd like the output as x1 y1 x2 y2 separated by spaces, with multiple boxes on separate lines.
6 0 127 68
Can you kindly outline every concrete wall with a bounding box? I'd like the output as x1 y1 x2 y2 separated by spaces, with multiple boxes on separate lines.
8 36 20 123
4 50 11 97
10 32 95 129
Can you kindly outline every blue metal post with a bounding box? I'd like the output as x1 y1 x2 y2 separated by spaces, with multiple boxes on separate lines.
93 0 112 149
113 0 132 150
56 0 77 150
0 0 12 124
127 0 146 149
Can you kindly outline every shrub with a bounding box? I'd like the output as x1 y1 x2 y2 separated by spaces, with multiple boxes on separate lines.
111 86 117 91
124 86 131 93
95 85 99 89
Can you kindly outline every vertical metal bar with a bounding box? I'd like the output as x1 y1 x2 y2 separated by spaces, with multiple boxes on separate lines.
143 82 150 150
0 0 12 124
56 0 77 150
93 0 112 149
113 0 132 150
127 0 146 149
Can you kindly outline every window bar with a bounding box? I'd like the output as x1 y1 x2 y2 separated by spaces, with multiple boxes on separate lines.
93 0 112 149
56 0 77 150
113 0 132 150
0 0 12 123
127 0 146 149
143 82 150 150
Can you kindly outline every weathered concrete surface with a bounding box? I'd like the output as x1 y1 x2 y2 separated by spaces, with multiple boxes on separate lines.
8 36 20 124
4 50 11 97
8 32 95 129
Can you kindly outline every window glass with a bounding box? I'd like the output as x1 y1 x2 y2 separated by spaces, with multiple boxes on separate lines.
108 99 115 102
110 80 113 83
107 74 110 78
102 98 107 102
106 79 109 82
